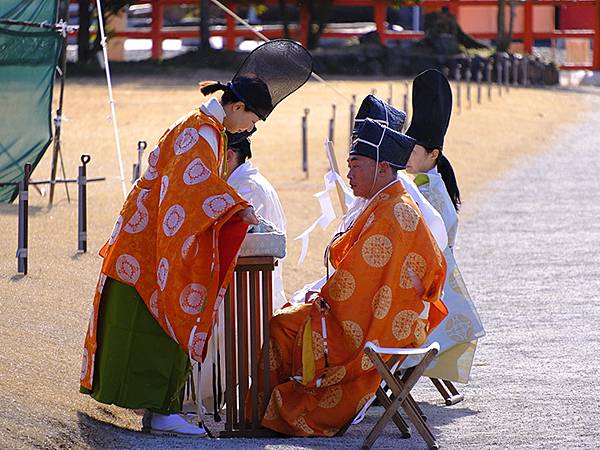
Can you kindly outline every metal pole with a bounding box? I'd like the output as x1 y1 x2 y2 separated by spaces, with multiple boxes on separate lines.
477 61 483 104
522 57 529 87
512 56 519 87
497 59 503 97
17 163 32 275
78 154 91 253
487 60 493 101
328 104 336 143
504 57 510 92
132 140 147 184
49 20 69 206
466 60 472 109
302 108 309 178
455 64 462 114
387 83 393 105
403 81 409 115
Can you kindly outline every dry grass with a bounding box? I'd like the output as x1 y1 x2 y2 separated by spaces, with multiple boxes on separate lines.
0 70 592 448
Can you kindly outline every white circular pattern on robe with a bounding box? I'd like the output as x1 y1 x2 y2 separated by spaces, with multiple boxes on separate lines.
80 348 89 381
342 320 364 349
183 158 211 185
179 283 208 315
97 273 107 294
449 267 468 296
399 253 427 289
372 285 392 319
328 269 356 302
393 202 420 232
321 366 347 387
361 234 393 268
124 191 149 234
144 146 160 180
191 331 208 361
392 310 419 341
414 318 428 345
163 204 185 237
202 194 235 219
318 386 343 409
156 257 169 291
293 415 315 435
149 290 159 318
174 127 200 155
445 314 474 342
159 175 169 206
108 215 123 245
361 339 379 371
312 331 325 360
181 234 199 260
115 254 141 284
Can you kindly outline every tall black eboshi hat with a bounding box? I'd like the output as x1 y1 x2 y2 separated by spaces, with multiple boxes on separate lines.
405 69 453 150
352 95 406 137
229 39 313 120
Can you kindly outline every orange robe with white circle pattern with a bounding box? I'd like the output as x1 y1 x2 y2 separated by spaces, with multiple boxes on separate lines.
255 180 447 436
80 110 250 390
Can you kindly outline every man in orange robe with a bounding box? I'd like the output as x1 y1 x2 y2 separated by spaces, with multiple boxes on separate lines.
254 118 448 436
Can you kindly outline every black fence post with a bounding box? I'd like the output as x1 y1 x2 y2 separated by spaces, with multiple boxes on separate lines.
487 59 493 101
455 64 462 114
477 61 484 104
302 108 309 178
17 163 32 275
349 95 356 144
78 154 91 253
132 140 147 184
328 104 336 143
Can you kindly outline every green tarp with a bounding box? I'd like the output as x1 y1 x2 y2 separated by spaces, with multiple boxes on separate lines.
0 0 60 203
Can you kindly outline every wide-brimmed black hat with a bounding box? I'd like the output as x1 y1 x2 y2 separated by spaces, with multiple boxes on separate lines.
405 69 452 150
230 39 313 120
352 95 406 137
350 119 415 169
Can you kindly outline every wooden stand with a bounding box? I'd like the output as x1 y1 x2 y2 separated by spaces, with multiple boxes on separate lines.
221 256 278 437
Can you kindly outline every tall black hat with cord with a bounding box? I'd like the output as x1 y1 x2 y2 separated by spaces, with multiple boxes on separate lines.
405 69 453 150
406 69 462 211
202 39 313 121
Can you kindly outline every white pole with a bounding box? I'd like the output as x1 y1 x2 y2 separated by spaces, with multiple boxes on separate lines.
96 0 128 199
209 0 351 104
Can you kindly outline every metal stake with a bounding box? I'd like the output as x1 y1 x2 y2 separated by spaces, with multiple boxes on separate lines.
17 163 32 275
302 108 309 178
78 154 91 253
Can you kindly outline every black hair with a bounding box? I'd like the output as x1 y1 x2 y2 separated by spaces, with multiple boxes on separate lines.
229 138 252 163
424 146 462 212
199 81 244 105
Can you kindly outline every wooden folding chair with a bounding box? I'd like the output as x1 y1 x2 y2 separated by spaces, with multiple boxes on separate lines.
429 377 464 406
362 341 440 450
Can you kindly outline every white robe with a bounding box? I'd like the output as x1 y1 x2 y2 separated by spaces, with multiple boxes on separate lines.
201 160 287 411
401 167 485 383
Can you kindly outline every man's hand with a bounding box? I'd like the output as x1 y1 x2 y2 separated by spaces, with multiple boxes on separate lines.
238 206 259 225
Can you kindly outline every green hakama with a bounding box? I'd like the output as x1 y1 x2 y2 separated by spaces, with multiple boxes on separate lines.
80 278 190 414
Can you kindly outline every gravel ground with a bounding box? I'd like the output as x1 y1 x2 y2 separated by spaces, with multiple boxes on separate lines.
1 87 598 449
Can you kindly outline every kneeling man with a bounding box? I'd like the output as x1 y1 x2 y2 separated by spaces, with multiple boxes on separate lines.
250 119 448 436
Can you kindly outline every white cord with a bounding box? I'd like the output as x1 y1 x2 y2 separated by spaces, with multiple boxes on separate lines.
96 0 128 199
209 0 351 103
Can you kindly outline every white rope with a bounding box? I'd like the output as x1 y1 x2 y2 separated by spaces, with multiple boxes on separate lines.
209 0 351 103
96 0 128 199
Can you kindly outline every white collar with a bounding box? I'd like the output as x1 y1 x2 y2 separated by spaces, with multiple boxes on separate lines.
200 97 226 124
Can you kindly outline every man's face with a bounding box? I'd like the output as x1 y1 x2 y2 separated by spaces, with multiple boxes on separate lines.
347 155 377 198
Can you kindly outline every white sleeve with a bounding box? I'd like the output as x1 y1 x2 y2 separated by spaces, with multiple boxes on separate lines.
198 124 220 162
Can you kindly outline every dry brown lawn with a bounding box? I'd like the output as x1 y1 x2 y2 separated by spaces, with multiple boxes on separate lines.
0 70 591 448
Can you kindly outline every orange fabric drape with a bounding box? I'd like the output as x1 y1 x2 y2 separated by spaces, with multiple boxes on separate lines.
81 110 250 390
251 180 447 436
